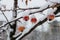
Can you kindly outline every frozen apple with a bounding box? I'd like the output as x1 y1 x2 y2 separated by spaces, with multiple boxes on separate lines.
48 14 55 21
31 18 37 23
18 26 25 32
23 16 29 21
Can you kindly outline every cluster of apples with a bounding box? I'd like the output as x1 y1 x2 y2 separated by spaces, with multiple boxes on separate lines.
18 15 37 32
18 14 55 32
23 15 37 23
23 14 55 22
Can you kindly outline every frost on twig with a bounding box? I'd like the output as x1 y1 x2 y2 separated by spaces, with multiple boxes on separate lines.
0 1 60 40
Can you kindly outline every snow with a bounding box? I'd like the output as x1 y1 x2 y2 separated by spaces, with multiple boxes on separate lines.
34 8 57 32
17 10 30 18
55 12 60 22
0 11 13 21
56 12 60 16
35 21 50 32
0 0 60 40
16 7 58 40
17 7 57 30
0 0 57 21
48 0 60 3
55 17 60 22
0 0 14 9
18 0 48 8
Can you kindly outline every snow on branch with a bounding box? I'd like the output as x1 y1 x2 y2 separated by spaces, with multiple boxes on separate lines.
0 3 60 29
0 6 49 28
16 9 59 40
15 4 60 40
0 3 60 11
1 11 13 28
18 18 47 40
0 7 40 11
0 3 60 40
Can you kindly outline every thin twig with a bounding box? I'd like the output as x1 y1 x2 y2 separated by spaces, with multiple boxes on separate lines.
18 18 47 40
0 7 40 11
1 11 13 27
16 4 60 40
0 4 60 28
18 8 59 40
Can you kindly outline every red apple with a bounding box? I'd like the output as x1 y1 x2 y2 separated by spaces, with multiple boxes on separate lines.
48 15 55 21
31 18 37 23
23 16 29 21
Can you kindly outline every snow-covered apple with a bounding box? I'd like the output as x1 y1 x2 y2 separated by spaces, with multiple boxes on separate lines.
23 16 29 21
18 26 25 32
31 17 37 23
47 14 55 21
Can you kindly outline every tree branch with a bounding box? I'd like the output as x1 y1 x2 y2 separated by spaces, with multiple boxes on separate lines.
1 11 13 28
16 5 60 40
0 4 60 28
18 18 47 40
0 7 40 11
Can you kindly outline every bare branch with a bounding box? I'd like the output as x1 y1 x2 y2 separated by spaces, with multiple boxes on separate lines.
1 11 13 28
55 15 60 17
0 7 40 11
15 5 60 40
0 4 60 28
18 18 47 40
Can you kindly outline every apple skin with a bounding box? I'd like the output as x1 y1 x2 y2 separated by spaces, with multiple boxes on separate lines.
48 15 55 21
23 16 29 21
18 26 25 32
31 18 37 23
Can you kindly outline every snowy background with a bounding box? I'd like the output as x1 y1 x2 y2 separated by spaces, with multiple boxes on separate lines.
0 0 60 40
